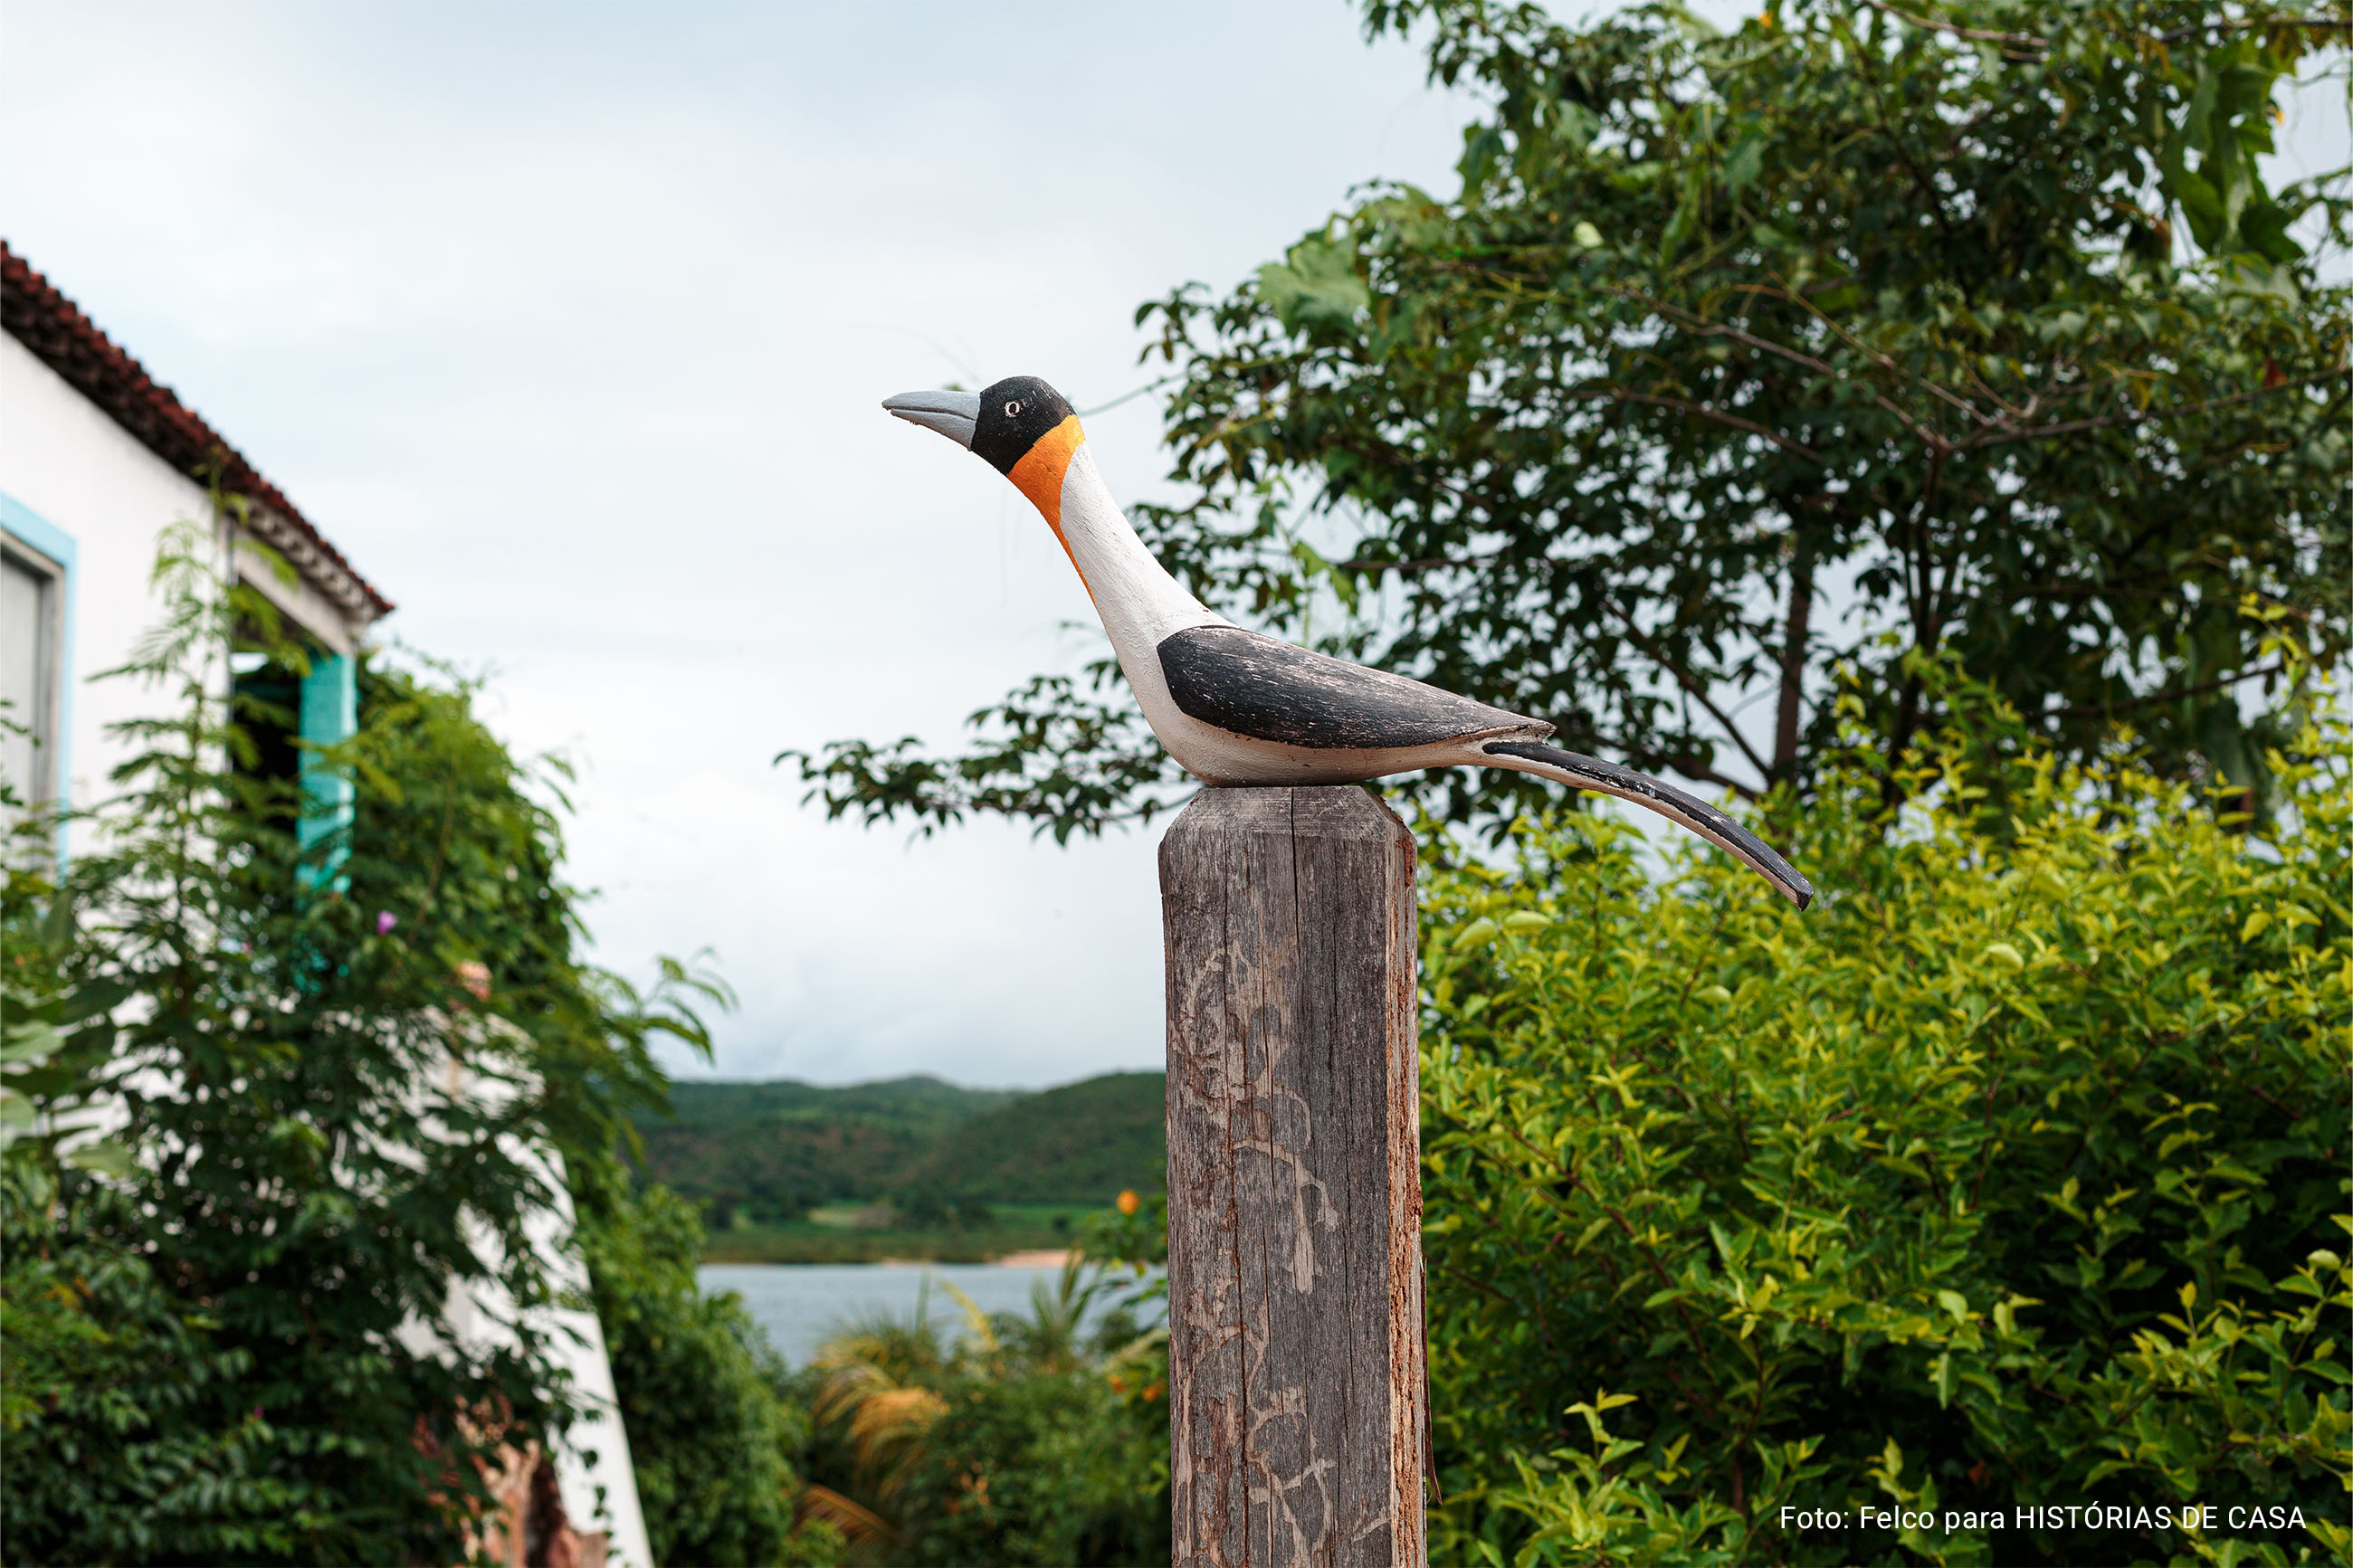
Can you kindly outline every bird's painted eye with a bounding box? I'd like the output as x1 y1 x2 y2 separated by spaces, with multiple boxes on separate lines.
1005 400 1023 418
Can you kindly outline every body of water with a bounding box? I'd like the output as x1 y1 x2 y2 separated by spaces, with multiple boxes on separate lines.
703 1260 1147 1368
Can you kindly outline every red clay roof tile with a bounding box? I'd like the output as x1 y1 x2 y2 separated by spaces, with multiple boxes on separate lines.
1 238 394 618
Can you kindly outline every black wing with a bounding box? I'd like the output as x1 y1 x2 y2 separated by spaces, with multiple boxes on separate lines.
1158 625 1546 750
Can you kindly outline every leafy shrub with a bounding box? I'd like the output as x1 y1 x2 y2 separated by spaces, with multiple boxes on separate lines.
0 524 719 1563
578 1179 841 1565
894 1352 1167 1567
797 1258 1168 1565
0 1162 300 1560
1417 692 2350 1565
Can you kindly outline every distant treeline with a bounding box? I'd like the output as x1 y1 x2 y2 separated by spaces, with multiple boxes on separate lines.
631 1070 1166 1226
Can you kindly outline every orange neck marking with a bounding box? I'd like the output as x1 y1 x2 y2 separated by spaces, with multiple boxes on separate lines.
1008 413 1085 524
1006 415 1090 588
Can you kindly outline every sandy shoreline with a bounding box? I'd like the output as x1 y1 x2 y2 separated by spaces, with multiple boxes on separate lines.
989 1249 1074 1269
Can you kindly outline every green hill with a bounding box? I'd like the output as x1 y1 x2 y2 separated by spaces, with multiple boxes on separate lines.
634 1075 1019 1223
902 1072 1166 1204
632 1071 1164 1230
662 1075 1016 1132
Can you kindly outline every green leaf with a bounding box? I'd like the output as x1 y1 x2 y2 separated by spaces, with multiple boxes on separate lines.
1722 138 1763 195
62 1140 134 1179
1257 234 1370 340
1452 917 1500 950
0 1021 62 1066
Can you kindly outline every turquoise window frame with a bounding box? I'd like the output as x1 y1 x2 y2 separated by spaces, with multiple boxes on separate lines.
296 650 357 885
0 490 357 884
0 489 77 873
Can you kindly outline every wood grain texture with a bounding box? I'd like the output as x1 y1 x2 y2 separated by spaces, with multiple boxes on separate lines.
1160 785 1425 1568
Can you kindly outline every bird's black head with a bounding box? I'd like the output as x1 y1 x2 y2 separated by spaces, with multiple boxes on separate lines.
969 376 1075 476
881 375 1089 521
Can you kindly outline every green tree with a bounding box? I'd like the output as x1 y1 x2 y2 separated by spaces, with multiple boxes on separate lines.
576 1179 841 1565
790 0 2348 840
0 522 718 1563
1415 665 2349 1564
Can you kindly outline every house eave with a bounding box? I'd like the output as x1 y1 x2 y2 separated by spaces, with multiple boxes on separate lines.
0 238 395 625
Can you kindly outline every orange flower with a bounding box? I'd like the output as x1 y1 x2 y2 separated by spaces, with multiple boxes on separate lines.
1116 1189 1140 1216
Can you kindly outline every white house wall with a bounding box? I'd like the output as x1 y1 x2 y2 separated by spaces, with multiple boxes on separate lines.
0 328 232 822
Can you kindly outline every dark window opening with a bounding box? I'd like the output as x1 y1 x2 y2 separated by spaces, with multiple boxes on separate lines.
231 644 306 829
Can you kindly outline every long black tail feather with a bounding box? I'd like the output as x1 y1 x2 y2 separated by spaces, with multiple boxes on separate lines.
1483 741 1815 909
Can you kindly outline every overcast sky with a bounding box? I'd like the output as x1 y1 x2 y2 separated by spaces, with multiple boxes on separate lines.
5 4 2344 1090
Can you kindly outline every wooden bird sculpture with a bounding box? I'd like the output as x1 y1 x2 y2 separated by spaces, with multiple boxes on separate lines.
884 375 1815 908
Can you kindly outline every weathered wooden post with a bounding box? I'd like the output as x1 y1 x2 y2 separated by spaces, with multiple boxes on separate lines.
1160 784 1425 1568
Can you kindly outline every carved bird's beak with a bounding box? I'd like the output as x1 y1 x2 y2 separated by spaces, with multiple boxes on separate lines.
882 389 981 448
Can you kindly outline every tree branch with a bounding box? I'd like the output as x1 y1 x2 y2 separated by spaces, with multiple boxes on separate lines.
1596 597 1776 784
1855 0 2046 55
1591 385 1825 464
2053 661 2284 721
1621 287 1966 456
1961 370 2348 449
1744 283 1995 432
1773 537 1815 778
2145 17 2353 44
